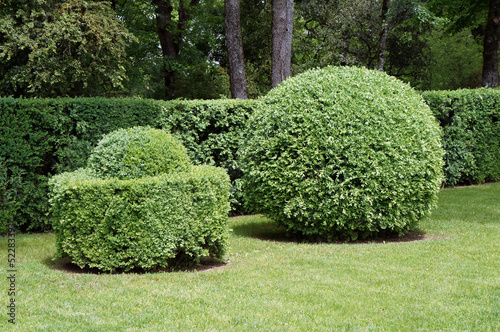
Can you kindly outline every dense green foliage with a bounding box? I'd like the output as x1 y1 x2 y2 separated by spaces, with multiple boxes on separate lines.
423 29 482 90
0 0 489 98
87 127 191 179
294 0 447 90
0 97 252 233
0 98 51 234
114 0 229 99
0 0 134 97
0 97 162 232
427 0 487 33
422 89 500 186
3 90 499 235
240 66 445 241
159 99 257 213
50 166 230 272
49 128 230 272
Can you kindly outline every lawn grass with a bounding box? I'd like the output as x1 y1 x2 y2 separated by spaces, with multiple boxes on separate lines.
1 182 499 331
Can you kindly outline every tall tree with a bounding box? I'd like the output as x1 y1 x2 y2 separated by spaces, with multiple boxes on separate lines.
115 0 228 99
294 0 435 88
294 0 382 70
385 0 435 85
482 0 500 87
0 0 134 97
240 0 273 97
225 0 248 99
271 0 293 88
152 0 200 98
376 0 390 71
428 0 497 87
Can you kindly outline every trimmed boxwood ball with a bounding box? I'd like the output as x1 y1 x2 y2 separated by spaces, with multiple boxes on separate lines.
87 126 191 179
240 66 444 241
49 127 230 272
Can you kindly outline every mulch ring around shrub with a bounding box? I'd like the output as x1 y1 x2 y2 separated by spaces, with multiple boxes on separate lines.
44 256 229 275
230 218 450 244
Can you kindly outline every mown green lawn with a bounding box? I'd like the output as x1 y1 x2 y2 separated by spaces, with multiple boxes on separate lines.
1 183 499 331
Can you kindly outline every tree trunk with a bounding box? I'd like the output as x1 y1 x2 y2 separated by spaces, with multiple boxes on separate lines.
482 0 500 87
178 0 200 36
152 0 199 98
152 0 177 96
271 0 293 88
376 0 389 72
225 0 248 99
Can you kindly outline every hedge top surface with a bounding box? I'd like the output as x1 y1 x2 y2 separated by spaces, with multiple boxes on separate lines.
240 66 444 241
87 126 191 179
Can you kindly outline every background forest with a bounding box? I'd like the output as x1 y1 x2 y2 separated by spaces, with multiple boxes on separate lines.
0 0 492 99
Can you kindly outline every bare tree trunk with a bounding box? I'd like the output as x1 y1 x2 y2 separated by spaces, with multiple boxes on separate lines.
152 0 177 96
271 0 293 88
225 0 248 99
152 0 199 98
482 0 500 87
376 0 389 72
284 0 293 78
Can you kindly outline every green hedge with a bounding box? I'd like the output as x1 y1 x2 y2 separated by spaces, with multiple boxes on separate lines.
49 165 230 272
158 99 256 213
0 97 162 233
0 97 253 233
2 89 499 234
422 89 500 186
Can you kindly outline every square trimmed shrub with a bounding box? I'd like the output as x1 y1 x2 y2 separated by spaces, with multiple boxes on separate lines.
49 166 230 272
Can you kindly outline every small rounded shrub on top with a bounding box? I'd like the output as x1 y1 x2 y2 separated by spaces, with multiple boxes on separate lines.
87 126 191 179
240 66 444 241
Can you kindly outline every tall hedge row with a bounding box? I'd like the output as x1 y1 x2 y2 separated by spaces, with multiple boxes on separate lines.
421 89 500 186
158 99 256 212
0 97 253 233
50 166 230 272
1 89 499 233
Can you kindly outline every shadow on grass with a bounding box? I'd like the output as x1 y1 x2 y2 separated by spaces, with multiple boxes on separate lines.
42 256 229 275
232 220 293 242
232 218 429 244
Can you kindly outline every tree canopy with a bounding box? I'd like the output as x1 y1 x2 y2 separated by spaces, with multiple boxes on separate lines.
0 0 134 97
428 0 499 87
0 0 490 98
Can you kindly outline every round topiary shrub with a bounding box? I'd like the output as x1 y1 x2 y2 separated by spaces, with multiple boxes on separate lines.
240 66 444 241
49 127 230 272
87 126 191 179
